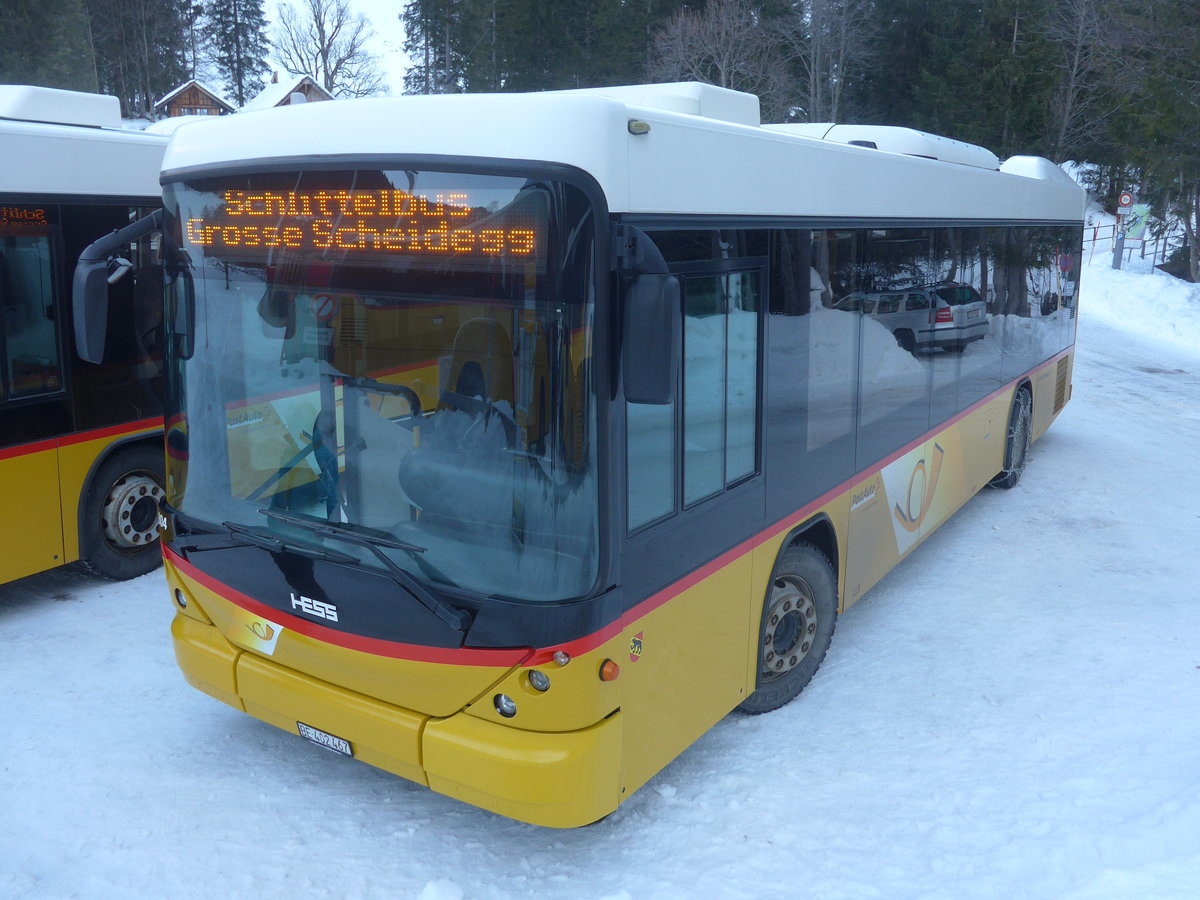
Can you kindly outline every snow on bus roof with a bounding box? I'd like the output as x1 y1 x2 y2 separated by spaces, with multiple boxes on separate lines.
0 85 122 129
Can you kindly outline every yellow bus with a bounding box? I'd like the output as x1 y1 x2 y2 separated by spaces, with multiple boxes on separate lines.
2 86 167 583
79 83 1083 825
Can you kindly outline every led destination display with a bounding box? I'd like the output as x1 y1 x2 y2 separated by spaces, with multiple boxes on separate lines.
183 187 544 259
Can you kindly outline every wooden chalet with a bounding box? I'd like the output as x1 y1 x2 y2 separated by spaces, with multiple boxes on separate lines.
153 80 234 118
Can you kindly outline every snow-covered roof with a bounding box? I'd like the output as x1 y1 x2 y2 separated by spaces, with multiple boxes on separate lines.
153 79 234 112
241 75 333 112
0 85 121 128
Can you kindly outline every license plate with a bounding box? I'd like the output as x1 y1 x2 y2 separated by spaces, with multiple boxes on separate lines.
967 309 981 319
297 721 353 756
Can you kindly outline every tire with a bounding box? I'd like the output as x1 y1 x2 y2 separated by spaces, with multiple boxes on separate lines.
894 329 916 353
80 443 166 580
737 543 838 715
989 388 1032 490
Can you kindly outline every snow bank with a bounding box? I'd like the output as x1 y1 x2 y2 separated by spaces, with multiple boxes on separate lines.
1082 263 1200 353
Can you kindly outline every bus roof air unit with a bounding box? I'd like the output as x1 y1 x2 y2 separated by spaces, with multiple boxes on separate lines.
0 85 123 129
764 123 1001 170
557 82 762 127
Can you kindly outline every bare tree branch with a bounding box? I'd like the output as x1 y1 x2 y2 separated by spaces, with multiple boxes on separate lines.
272 0 384 98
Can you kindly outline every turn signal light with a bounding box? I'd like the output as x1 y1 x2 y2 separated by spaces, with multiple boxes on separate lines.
599 659 620 682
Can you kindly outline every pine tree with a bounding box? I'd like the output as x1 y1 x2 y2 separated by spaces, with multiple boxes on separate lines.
207 0 269 106
87 0 191 118
0 0 97 91
402 0 468 93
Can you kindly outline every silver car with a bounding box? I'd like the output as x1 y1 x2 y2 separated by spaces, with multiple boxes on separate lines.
841 282 989 353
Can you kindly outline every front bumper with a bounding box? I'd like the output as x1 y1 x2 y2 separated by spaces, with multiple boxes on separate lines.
172 614 622 827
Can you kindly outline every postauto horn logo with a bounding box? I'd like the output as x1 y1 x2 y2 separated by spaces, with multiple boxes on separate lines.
892 443 945 534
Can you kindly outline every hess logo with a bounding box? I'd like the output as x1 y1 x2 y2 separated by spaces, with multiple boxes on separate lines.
290 592 339 623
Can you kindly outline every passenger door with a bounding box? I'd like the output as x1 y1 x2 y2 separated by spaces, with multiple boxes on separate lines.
620 242 765 793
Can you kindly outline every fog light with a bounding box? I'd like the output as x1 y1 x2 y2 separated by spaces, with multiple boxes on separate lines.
528 670 551 692
494 694 517 718
174 588 187 609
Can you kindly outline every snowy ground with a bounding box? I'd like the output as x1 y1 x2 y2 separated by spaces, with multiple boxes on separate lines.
3 259 1199 900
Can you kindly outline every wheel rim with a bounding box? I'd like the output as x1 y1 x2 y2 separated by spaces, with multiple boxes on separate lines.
761 573 819 682
100 470 164 552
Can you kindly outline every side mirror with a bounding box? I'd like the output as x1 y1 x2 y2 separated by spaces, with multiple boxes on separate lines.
618 226 680 405
72 259 111 364
623 273 680 404
165 245 195 360
73 209 162 364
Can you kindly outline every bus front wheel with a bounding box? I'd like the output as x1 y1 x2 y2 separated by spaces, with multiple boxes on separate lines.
81 444 165 580
738 543 837 715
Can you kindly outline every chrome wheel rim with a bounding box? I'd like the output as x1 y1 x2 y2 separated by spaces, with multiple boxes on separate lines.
761 574 819 681
101 471 163 551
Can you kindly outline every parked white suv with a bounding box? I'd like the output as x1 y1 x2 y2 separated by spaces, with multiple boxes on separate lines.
837 282 989 353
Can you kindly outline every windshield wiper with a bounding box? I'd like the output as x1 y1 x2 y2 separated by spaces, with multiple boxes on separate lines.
256 509 470 632
256 508 427 553
220 521 361 564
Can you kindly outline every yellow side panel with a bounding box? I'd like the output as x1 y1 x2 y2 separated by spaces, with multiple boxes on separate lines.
172 613 244 710
424 711 622 828
0 445 63 581
1030 352 1072 441
617 554 754 799
237 653 428 786
959 392 1006 497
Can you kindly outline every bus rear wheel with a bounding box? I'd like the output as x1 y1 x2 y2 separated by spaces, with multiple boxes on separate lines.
989 388 1032 490
81 444 165 580
738 543 837 715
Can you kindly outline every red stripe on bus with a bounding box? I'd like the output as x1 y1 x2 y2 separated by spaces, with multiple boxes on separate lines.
165 546 533 667
0 417 161 462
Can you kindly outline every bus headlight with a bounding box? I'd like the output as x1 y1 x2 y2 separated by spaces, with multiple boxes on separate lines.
528 670 551 692
494 694 517 718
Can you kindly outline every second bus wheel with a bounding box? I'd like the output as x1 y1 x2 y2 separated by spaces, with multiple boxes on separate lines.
989 388 1032 490
80 443 166 580
738 542 838 715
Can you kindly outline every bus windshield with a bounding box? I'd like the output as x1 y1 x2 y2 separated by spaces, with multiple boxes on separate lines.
162 169 598 603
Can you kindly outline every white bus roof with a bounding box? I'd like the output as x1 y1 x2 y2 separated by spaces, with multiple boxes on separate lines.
0 87 166 199
160 82 1085 222
0 85 122 128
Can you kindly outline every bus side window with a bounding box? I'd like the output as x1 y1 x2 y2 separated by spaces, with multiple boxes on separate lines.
1 232 62 398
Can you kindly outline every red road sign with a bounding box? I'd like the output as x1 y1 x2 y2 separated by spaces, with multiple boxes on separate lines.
313 293 339 321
